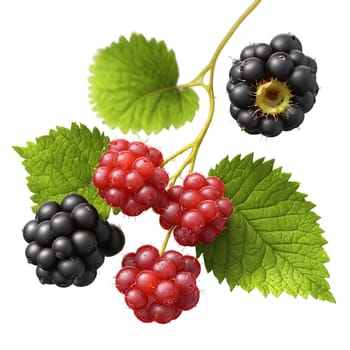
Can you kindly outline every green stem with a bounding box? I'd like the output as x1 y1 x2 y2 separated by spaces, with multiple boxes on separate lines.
161 0 261 251
159 227 173 256
163 0 261 176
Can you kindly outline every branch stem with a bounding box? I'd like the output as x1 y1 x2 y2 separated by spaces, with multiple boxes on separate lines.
160 0 261 252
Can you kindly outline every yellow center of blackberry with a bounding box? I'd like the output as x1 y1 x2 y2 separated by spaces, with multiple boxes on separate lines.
255 79 292 115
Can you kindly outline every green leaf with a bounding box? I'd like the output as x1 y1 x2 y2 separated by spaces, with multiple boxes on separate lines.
88 33 199 134
196 154 335 302
13 123 111 218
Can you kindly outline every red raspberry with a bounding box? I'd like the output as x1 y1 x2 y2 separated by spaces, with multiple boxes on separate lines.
115 245 201 324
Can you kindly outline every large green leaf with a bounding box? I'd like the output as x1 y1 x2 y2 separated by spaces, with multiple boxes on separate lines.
89 33 199 134
13 123 110 218
197 154 335 302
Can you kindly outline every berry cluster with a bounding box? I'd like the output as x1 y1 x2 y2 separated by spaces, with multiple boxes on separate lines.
93 139 169 216
92 140 234 247
159 172 234 246
115 245 201 324
227 33 318 136
91 139 234 323
23 194 125 287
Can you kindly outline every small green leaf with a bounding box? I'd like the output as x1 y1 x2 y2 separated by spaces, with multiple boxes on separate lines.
89 33 199 134
196 154 335 302
13 123 110 218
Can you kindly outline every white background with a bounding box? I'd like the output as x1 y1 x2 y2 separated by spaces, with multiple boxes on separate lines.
1 0 349 349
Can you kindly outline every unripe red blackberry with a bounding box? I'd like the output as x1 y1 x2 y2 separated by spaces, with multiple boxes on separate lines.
93 139 169 216
159 172 234 246
115 245 201 324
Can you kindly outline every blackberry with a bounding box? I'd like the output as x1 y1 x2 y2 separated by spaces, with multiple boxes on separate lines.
288 65 316 93
22 193 125 287
229 82 255 108
51 270 74 288
71 230 98 257
228 62 241 84
293 92 315 113
227 33 318 137
36 248 57 270
36 201 61 222
95 218 113 245
270 33 302 53
23 220 38 243
289 49 307 66
254 43 272 61
60 194 87 212
84 249 105 270
34 221 55 246
71 203 99 230
237 110 259 129
240 44 256 60
266 52 294 80
50 212 75 237
74 269 98 287
36 266 53 285
100 224 125 257
57 257 85 280
25 242 42 265
240 57 266 82
282 105 305 130
52 236 74 259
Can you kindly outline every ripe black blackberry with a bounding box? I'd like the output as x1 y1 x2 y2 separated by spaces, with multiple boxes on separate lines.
23 194 125 287
227 33 318 137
